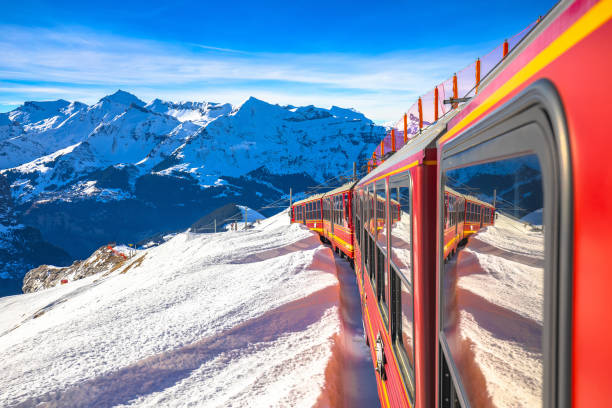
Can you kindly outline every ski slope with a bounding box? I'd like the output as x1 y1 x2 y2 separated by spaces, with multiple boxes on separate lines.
0 211 353 407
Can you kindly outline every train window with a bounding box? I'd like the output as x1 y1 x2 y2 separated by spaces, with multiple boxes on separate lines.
343 193 349 224
323 200 327 221
375 181 388 315
392 266 416 399
442 154 545 408
389 174 412 284
366 185 374 235
375 181 387 251
388 173 415 397
368 234 375 285
355 194 361 246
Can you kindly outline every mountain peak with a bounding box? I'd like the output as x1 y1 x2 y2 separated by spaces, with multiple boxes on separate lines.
101 90 145 107
8 99 71 125
329 106 368 122
241 96 269 107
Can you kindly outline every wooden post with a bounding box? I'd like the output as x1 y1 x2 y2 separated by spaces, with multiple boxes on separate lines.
353 162 356 180
391 129 396 152
434 87 439 121
403 113 408 143
475 58 481 94
244 208 248 229
289 187 292 208
214 219 216 233
503 39 509 58
418 97 423 130
452 73 458 109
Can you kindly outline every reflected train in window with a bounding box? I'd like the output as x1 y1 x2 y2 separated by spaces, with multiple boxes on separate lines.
290 1 611 406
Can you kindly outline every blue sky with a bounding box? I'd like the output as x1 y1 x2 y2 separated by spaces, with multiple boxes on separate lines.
0 0 557 122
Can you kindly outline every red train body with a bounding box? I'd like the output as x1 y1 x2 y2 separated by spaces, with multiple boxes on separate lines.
290 1 612 406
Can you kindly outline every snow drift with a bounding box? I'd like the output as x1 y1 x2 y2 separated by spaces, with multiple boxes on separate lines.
0 211 351 407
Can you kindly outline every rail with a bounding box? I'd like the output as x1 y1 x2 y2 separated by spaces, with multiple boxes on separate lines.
367 19 540 172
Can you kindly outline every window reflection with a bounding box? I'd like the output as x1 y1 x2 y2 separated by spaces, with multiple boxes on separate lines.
389 175 412 283
400 277 414 370
389 174 415 394
375 181 387 251
442 154 544 408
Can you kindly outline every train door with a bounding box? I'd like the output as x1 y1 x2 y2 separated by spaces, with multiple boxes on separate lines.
437 83 571 408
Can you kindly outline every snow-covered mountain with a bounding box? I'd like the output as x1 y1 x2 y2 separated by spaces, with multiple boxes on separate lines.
0 90 385 294
0 174 71 297
145 99 233 125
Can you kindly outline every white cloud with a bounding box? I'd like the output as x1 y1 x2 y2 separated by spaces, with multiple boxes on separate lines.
0 25 482 121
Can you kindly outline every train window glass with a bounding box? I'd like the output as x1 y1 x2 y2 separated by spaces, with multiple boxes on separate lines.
344 193 349 224
375 180 387 251
392 266 415 397
369 234 375 285
442 154 544 408
377 245 387 315
332 197 336 224
365 185 373 235
375 180 388 313
323 200 327 221
355 194 361 246
388 172 414 399
389 174 412 285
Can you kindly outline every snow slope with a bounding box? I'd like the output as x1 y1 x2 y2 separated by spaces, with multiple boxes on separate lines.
0 211 348 407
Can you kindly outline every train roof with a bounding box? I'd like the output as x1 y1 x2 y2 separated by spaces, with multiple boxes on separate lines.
358 109 461 186
292 192 325 206
292 180 357 206
323 180 358 197
445 186 494 209
360 4 569 184
463 193 495 209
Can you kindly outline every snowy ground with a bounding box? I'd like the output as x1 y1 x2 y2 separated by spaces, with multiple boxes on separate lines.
0 211 377 407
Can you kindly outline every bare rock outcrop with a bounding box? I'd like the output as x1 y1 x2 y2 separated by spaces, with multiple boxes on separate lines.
22 246 126 293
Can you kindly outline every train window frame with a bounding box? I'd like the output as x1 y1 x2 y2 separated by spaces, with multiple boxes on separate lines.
437 81 572 408
374 180 388 319
388 172 416 402
360 190 367 285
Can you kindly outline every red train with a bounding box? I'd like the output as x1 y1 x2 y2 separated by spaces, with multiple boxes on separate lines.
292 1 612 406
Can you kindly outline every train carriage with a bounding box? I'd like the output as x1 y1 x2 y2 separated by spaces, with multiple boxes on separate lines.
290 1 612 406
290 193 324 234
321 181 357 259
353 121 446 408
443 187 466 261
461 194 495 238
353 2 612 406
